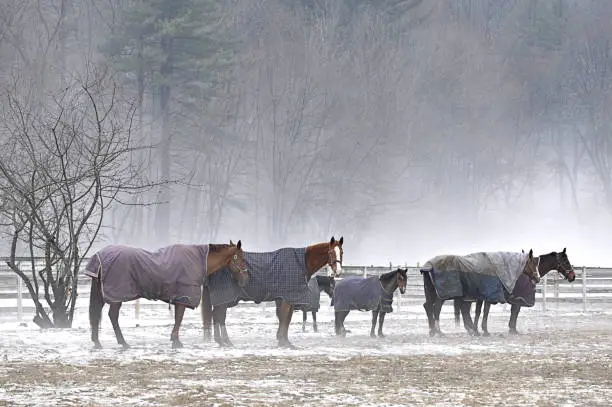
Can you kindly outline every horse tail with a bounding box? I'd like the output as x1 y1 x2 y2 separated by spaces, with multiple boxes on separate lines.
89 276 104 329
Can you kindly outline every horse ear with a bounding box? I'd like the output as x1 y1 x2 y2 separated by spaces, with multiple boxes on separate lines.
330 236 335 245
230 240 234 246
529 249 533 258
521 249 524 254
338 236 343 247
563 247 566 253
237 240 242 250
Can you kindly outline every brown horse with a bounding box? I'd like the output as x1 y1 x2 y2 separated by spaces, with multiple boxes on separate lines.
201 236 344 348
87 240 248 349
454 248 574 336
423 249 540 337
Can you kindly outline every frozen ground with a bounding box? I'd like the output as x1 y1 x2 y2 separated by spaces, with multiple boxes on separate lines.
1 299 611 406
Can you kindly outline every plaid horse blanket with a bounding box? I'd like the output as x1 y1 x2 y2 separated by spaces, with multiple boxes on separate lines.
205 248 310 307
420 252 529 303
333 276 394 313
84 244 209 309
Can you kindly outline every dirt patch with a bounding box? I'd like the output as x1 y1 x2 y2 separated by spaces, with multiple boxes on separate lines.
1 344 611 406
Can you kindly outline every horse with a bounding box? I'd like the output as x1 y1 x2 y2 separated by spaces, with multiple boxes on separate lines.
422 250 541 337
201 236 344 348
453 248 574 336
334 268 408 337
293 275 335 333
85 240 248 349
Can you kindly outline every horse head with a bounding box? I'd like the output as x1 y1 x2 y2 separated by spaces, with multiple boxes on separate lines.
555 248 575 282
328 236 344 278
523 249 540 283
227 240 249 287
397 268 408 294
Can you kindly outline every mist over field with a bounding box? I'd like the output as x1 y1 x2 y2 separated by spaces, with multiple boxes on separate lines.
1 0 611 268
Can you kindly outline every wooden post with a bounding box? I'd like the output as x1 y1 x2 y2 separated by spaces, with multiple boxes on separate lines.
16 275 23 321
582 266 587 312
554 278 559 309
542 273 547 311
363 267 367 278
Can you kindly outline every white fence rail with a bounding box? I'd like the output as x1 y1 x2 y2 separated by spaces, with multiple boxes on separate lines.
1 259 612 320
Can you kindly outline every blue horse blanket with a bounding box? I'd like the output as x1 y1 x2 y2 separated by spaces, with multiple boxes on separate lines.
205 248 310 307
421 252 530 303
333 276 394 313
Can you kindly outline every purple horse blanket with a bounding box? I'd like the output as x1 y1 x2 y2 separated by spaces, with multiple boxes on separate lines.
505 274 536 307
84 244 209 309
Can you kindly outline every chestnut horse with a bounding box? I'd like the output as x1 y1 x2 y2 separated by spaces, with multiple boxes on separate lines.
201 236 344 348
87 241 248 349
454 248 574 336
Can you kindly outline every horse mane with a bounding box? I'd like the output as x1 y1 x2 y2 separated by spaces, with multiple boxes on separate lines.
379 269 401 281
208 244 231 253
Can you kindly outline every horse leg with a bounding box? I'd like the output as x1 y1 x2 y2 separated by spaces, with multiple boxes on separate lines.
422 273 439 336
377 312 386 337
508 304 521 335
460 301 478 336
454 299 462 327
275 299 283 340
212 306 225 346
312 311 318 333
89 278 104 349
277 301 295 348
433 299 444 336
170 304 186 348
335 311 348 336
201 286 213 341
370 311 378 338
474 300 483 333
217 307 233 347
108 302 129 348
481 302 491 336
302 310 307 332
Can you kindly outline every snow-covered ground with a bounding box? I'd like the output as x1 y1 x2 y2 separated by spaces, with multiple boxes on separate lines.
1 298 611 406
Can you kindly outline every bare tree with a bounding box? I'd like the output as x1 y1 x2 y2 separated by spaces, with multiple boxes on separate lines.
0 63 154 328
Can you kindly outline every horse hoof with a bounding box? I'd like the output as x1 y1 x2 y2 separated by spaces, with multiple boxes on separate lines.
370 332 376 338
223 340 234 348
482 331 491 337
378 333 385 338
509 329 520 336
429 330 436 337
93 342 102 349
121 343 130 350
279 341 296 349
172 341 183 349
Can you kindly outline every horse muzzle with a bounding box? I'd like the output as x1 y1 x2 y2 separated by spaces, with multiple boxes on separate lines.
567 271 576 282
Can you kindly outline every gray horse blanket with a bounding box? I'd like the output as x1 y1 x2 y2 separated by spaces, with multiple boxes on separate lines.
421 252 530 303
205 248 310 307
333 276 394 313
84 244 209 309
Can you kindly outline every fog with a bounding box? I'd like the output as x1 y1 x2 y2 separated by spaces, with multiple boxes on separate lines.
1 0 612 268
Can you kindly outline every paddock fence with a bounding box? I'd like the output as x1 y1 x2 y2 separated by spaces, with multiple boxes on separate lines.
1 258 611 321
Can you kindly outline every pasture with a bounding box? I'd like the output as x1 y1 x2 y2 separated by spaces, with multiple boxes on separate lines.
1 296 611 406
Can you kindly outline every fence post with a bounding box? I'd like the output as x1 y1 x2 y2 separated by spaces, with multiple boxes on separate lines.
135 298 140 320
554 279 559 309
16 274 23 321
542 273 547 312
582 266 587 312
363 267 367 278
